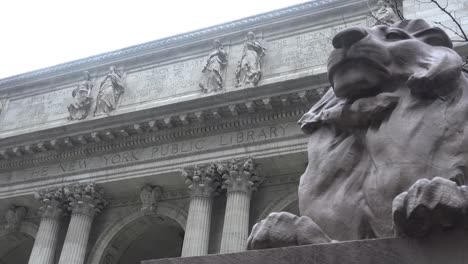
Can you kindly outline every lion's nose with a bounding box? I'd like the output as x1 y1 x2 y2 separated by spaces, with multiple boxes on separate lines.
332 27 368 49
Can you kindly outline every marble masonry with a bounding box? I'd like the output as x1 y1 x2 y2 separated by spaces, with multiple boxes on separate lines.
0 1 467 264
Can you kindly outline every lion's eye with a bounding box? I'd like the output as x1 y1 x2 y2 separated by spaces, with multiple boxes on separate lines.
385 31 408 41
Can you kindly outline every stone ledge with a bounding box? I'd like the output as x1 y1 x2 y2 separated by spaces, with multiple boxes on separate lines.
142 230 468 264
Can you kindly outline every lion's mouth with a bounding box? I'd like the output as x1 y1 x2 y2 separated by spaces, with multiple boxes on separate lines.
328 57 391 82
328 47 391 82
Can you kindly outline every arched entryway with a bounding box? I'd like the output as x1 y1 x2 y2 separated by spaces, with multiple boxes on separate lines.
88 203 187 264
0 222 37 264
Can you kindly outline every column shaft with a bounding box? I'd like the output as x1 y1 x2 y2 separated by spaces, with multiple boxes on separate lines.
57 213 93 264
181 196 213 256
220 191 251 253
28 217 61 264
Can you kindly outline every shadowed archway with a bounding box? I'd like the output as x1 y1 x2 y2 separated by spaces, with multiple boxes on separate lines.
88 202 187 264
0 221 37 264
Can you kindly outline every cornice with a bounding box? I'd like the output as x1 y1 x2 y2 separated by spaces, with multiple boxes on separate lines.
0 0 341 89
0 86 327 171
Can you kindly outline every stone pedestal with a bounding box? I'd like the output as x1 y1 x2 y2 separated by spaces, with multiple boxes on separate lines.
181 164 221 257
142 229 468 264
58 183 106 264
219 158 259 253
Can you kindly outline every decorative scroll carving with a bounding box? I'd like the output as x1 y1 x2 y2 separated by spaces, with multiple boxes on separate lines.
68 71 94 120
373 0 400 25
34 187 68 219
199 39 228 93
94 66 126 116
4 205 27 231
182 163 222 198
63 182 108 216
235 32 266 87
220 157 261 194
140 185 163 212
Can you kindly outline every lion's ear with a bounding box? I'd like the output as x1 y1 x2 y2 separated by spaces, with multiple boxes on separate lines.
412 27 452 49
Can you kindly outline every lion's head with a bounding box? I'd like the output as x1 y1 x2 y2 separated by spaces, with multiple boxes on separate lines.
328 19 463 100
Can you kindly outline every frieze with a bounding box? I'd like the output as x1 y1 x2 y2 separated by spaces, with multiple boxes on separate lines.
0 89 325 170
265 21 365 77
121 57 205 106
1 87 73 131
0 19 352 132
0 122 301 184
0 0 339 88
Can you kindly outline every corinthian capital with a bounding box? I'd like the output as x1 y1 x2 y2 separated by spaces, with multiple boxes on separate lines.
34 187 67 219
220 157 261 194
182 163 222 198
63 182 107 217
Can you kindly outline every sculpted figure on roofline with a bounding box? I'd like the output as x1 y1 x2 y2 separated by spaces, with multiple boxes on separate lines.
94 66 126 116
236 31 266 87
200 39 228 93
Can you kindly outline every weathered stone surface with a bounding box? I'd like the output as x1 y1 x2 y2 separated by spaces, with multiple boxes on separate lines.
143 230 468 264
0 122 297 186
249 19 468 249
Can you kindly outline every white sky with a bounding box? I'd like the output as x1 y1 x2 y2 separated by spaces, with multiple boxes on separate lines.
0 0 309 79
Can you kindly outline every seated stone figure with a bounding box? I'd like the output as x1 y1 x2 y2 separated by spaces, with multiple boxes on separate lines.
247 19 468 249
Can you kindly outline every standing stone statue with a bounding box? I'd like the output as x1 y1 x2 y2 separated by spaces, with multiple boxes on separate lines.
94 66 126 116
68 71 93 120
140 185 163 212
235 31 266 87
248 19 468 249
199 39 228 93
373 0 400 25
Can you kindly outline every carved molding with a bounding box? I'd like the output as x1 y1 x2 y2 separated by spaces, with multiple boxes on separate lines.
0 87 326 171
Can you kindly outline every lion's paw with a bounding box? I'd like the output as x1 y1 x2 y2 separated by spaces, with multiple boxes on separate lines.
392 177 468 237
247 212 332 250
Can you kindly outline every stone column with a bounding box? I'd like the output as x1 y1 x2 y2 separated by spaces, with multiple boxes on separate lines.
28 189 66 264
220 158 260 253
181 164 221 257
58 183 106 264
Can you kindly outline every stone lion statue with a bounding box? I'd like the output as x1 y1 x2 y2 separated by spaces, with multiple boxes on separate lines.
247 19 468 249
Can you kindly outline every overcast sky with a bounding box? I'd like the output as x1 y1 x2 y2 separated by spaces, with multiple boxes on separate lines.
0 0 309 79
